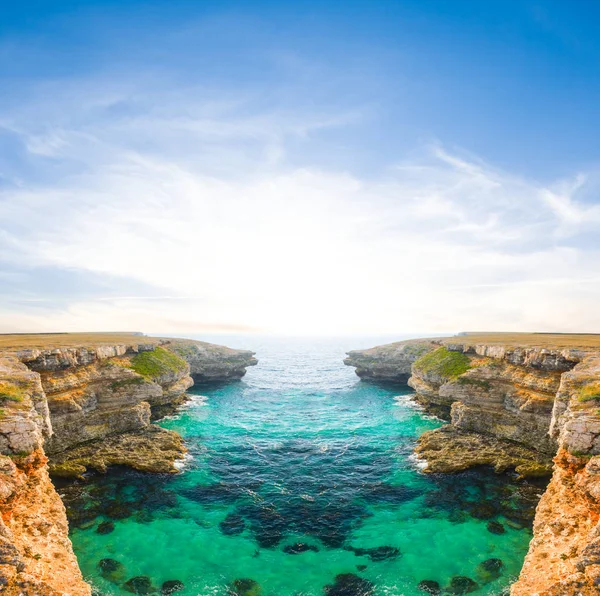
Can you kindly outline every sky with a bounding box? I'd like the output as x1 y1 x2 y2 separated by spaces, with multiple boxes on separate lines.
2 0 600 336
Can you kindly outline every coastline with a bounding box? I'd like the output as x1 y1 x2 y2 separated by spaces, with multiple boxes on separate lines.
0 332 257 594
345 332 600 595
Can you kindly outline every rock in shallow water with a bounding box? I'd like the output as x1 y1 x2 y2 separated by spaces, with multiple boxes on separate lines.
283 542 319 554
123 576 157 594
96 521 115 535
445 576 479 594
105 502 134 520
487 521 506 535
477 558 504 583
469 502 496 520
219 513 246 536
98 558 125 583
417 580 441 594
324 573 374 596
348 546 401 561
228 578 262 596
161 579 185 594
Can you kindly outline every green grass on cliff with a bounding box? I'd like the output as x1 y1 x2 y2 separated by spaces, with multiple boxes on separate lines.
413 347 472 379
579 383 600 403
129 347 187 381
0 382 26 403
402 343 434 358
169 343 198 359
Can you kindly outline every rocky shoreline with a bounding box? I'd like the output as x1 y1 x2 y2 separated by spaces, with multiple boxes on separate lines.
0 333 257 594
345 333 600 595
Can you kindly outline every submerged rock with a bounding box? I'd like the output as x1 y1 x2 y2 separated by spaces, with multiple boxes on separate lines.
161 580 185 594
96 521 115 535
219 513 246 536
445 576 479 594
417 580 441 594
487 521 506 535
106 502 134 520
283 542 319 554
182 482 242 505
477 558 504 583
228 578 262 596
348 546 401 561
324 573 374 596
98 558 125 583
364 483 421 504
123 576 157 594
469 503 496 520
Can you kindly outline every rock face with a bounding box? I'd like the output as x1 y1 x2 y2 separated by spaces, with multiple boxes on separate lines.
0 332 258 594
27 343 193 457
344 333 600 595
411 345 564 457
512 449 600 595
0 450 90 595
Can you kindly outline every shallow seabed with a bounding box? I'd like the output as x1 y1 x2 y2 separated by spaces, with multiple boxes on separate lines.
59 337 545 596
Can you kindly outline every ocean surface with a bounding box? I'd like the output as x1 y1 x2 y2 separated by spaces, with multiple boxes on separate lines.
58 336 545 596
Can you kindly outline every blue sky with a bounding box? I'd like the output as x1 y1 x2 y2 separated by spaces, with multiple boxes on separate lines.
1 1 600 334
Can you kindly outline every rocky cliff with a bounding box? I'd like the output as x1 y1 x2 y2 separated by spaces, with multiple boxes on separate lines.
345 333 600 595
0 332 257 594
168 338 258 383
344 340 435 382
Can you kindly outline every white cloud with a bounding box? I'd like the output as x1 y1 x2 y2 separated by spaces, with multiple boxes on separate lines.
1 75 600 335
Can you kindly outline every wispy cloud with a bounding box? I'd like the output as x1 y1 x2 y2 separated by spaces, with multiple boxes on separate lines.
1 66 600 335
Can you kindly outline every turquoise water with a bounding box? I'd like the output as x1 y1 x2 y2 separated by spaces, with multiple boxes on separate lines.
58 337 544 596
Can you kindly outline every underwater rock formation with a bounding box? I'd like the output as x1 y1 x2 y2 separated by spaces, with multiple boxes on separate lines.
345 332 600 594
0 332 257 594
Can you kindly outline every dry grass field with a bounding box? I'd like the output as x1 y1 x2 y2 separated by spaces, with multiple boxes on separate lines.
441 332 600 349
2 331 600 352
0 332 160 350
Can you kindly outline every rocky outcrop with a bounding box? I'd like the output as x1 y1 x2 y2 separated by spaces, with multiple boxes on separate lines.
344 340 435 382
0 332 258 595
415 425 552 478
345 333 600 595
168 339 257 382
49 426 186 478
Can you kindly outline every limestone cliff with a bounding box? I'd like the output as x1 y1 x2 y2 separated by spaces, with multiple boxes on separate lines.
0 332 258 595
345 332 600 595
344 340 434 382
168 338 257 382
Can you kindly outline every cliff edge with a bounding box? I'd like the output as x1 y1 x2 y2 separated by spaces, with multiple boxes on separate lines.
345 332 600 595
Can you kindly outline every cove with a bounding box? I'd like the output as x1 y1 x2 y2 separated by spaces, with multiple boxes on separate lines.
57 337 545 595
